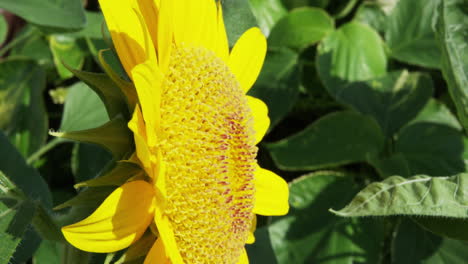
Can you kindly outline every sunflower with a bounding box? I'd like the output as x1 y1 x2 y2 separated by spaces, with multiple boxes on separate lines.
61 0 289 263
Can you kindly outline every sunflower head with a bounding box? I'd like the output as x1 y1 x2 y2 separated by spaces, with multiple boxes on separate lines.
61 0 289 263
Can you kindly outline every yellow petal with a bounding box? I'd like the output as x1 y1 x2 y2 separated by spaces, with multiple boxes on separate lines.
128 105 153 171
237 248 249 264
172 0 217 51
215 1 229 61
253 167 289 216
62 181 155 253
136 0 159 58
98 0 155 77
246 215 256 244
131 59 164 146
229 28 267 93
247 96 270 144
144 238 170 264
157 0 174 73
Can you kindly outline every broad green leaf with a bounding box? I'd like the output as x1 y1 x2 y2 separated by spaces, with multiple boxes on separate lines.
269 172 384 264
53 116 133 159
408 99 462 131
354 2 387 33
393 219 468 264
49 35 86 79
11 228 41 264
249 0 287 36
282 0 329 9
222 0 258 47
9 27 54 69
396 123 465 176
69 12 105 39
71 143 112 184
65 66 130 119
0 0 86 29
386 0 441 68
33 240 62 264
268 8 334 50
54 186 115 210
0 15 7 45
246 226 278 264
317 21 387 82
267 111 384 170
59 82 109 132
435 0 468 132
0 199 36 264
416 217 468 242
248 48 300 129
0 59 48 157
316 68 433 137
331 173 468 218
0 133 52 208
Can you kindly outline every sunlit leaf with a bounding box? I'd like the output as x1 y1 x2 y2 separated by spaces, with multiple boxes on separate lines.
268 7 334 50
331 173 468 217
0 0 86 29
386 0 441 68
435 0 468 131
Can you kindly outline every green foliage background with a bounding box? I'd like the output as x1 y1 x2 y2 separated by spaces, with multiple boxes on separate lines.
0 0 467 263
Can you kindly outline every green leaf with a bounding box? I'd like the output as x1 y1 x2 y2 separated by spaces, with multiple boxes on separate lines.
415 217 468 242
246 226 278 264
71 143 112 184
385 0 441 68
354 2 387 33
249 0 287 36
222 0 258 47
268 7 334 50
0 0 86 29
75 161 142 189
408 99 462 131
395 123 465 176
317 21 387 82
54 186 115 210
9 27 54 68
49 35 86 79
435 0 468 132
59 82 109 132
267 111 384 170
393 219 468 264
248 48 300 128
0 59 48 157
53 116 133 159
0 132 52 208
11 228 41 264
0 15 7 45
65 66 130 119
33 240 62 264
316 67 433 137
331 173 468 218
0 199 36 264
269 172 384 264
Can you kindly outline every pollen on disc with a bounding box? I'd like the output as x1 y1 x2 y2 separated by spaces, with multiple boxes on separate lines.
157 45 257 263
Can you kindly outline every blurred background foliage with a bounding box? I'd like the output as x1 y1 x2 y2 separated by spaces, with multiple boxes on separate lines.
0 0 467 263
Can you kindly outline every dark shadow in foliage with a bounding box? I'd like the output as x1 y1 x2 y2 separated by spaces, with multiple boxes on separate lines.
395 122 466 177
271 174 384 264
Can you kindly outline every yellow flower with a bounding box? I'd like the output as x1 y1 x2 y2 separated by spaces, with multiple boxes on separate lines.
62 0 289 263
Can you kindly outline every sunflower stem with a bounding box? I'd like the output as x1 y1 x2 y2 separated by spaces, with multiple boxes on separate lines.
27 138 66 165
